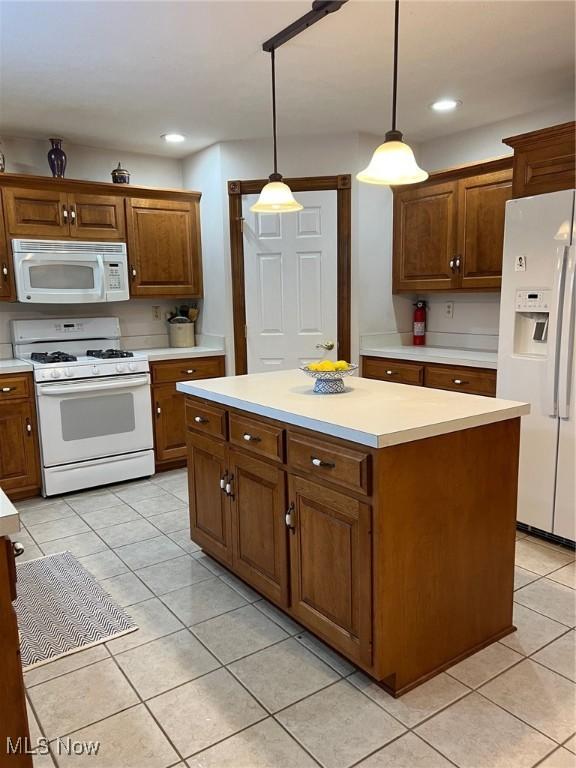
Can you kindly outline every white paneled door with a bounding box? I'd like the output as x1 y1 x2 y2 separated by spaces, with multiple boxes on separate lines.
243 190 338 373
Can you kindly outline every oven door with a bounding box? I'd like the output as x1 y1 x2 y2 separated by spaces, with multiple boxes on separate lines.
14 251 106 303
36 374 154 466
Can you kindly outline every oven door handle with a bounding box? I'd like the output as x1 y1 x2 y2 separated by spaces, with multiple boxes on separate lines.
37 375 150 396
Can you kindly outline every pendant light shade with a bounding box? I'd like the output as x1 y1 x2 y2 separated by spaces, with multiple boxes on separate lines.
251 50 302 213
357 0 427 186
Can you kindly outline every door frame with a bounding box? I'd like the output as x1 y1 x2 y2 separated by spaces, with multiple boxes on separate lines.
228 174 352 375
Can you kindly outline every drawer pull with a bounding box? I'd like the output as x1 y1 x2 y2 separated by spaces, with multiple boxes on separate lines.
243 433 261 443
311 456 336 469
452 379 468 385
385 370 397 376
1 386 14 393
194 415 208 424
182 369 196 375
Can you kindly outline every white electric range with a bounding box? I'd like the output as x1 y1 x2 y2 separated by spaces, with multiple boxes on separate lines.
12 317 154 496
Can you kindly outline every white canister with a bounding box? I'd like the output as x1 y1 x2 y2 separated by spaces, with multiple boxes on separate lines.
168 322 195 348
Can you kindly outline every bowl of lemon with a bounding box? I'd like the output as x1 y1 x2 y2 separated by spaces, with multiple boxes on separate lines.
300 360 358 394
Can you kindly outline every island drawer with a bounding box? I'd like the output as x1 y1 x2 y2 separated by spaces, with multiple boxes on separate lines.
229 413 284 462
424 365 496 397
152 356 225 385
0 374 32 400
185 399 227 439
287 432 370 494
362 356 424 386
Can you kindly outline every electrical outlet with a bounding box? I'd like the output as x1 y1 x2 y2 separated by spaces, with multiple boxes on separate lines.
152 305 161 321
445 302 454 319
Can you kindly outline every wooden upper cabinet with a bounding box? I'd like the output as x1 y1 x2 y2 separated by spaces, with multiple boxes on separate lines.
0 200 15 301
2 188 125 241
393 181 459 292
393 158 513 292
458 169 513 289
126 197 202 298
504 122 576 198
287 475 372 665
3 187 70 237
68 194 125 240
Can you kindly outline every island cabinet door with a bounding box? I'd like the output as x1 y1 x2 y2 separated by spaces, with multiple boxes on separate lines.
287 475 373 666
229 450 289 607
186 430 232 565
153 383 186 465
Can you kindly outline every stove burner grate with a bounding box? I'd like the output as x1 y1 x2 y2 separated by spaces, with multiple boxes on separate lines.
86 349 134 360
31 351 77 364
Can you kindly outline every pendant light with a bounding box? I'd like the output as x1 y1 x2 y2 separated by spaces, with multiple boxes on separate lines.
357 0 428 186
251 49 303 213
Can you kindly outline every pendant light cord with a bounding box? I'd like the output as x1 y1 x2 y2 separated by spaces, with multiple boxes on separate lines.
391 0 399 132
271 48 279 177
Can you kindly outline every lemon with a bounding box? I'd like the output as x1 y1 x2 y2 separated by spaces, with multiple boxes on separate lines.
334 360 350 371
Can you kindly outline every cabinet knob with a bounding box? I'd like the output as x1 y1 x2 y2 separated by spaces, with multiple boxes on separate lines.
1 386 14 393
130 267 137 278
25 419 32 435
1 264 8 278
194 415 208 424
13 542 25 558
311 456 336 469
243 433 261 443
182 369 196 375
62 206 68 220
452 378 468 385
449 257 455 272
225 474 234 498
156 404 161 415
455 255 461 270
220 473 227 490
385 370 396 376
70 207 76 222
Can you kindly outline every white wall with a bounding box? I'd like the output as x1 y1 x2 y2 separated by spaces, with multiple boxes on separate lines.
1 136 183 188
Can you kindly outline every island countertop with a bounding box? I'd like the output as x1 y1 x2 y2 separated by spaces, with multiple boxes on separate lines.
177 369 529 448
0 487 20 537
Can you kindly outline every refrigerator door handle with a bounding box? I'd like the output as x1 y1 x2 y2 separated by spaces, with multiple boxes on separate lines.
558 245 575 419
545 245 568 418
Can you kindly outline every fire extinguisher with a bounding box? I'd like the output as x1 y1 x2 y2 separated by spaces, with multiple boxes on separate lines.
413 300 427 346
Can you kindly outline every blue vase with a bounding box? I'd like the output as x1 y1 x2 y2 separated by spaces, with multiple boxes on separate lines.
47 138 66 178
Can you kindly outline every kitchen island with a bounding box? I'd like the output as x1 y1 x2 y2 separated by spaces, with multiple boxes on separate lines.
177 370 529 696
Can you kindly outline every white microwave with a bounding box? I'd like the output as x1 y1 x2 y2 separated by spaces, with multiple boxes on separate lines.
12 239 130 303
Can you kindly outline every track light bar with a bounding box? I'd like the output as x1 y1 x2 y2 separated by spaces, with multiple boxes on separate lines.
262 0 348 52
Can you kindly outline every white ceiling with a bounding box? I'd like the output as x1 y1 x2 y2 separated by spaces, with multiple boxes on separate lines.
1 0 574 157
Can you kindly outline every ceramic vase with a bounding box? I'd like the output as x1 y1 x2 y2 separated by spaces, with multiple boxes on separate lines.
47 138 67 178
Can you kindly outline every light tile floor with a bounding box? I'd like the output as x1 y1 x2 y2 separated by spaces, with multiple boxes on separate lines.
13 469 576 768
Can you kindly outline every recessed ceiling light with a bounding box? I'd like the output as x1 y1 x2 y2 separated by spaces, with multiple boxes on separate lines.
430 98 462 113
161 133 186 143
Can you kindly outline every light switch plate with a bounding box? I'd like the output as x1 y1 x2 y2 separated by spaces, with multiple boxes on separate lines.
444 302 454 319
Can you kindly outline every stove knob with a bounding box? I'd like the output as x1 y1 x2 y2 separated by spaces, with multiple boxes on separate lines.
116 363 127 373
51 368 62 379
65 368 74 377
92 365 99 376
128 362 137 372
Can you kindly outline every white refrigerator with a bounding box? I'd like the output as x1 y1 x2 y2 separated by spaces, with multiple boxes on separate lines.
497 188 575 542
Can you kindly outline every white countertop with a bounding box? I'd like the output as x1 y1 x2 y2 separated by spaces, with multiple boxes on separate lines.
0 487 20 537
360 345 498 370
177 370 528 448
135 346 225 361
0 359 33 373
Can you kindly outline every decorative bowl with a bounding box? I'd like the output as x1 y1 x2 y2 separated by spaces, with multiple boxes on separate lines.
300 364 358 394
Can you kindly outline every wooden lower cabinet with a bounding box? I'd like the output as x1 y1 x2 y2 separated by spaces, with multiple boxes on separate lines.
229 449 288 606
185 396 520 696
0 536 32 767
288 475 372 665
187 431 232 565
0 376 41 499
151 356 225 471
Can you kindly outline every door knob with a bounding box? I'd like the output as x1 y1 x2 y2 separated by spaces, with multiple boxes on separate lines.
315 341 335 351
